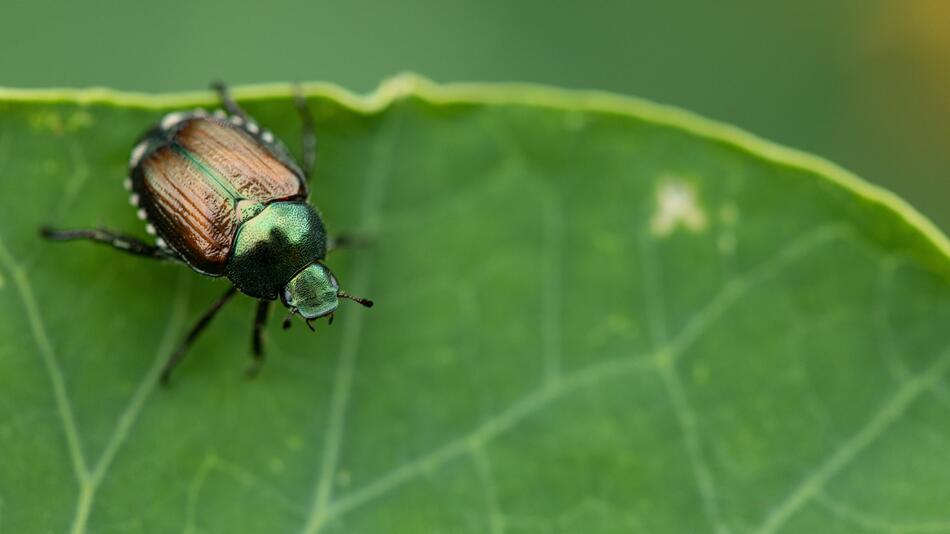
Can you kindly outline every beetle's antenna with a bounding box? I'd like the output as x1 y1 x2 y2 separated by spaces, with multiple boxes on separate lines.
282 310 295 330
338 291 374 308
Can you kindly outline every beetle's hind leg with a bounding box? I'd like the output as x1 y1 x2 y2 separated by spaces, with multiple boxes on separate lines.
293 83 317 180
247 299 272 378
40 226 176 260
161 285 239 384
211 81 249 121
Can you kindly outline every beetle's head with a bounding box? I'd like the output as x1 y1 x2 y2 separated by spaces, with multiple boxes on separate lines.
281 262 373 328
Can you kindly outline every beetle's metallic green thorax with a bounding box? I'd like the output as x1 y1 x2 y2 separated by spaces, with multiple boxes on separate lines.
226 201 328 299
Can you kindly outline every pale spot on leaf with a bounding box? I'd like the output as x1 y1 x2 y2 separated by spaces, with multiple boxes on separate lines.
586 313 638 348
285 435 304 450
650 179 707 237
718 202 739 254
28 110 94 135
66 110 94 131
268 457 285 474
719 203 739 225
717 234 737 255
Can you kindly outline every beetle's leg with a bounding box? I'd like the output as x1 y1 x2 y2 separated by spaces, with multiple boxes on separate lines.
160 286 239 384
293 83 317 180
327 233 373 254
247 299 272 378
327 234 351 253
40 226 176 260
211 81 249 121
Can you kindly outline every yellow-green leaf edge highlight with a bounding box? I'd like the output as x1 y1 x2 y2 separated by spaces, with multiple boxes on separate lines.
2 72 947 279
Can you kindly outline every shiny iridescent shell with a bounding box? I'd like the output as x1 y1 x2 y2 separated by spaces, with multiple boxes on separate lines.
127 110 328 299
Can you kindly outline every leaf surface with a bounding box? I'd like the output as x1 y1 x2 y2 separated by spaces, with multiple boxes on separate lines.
1 76 949 533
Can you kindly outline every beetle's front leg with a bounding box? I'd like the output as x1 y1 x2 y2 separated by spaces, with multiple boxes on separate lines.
40 226 176 260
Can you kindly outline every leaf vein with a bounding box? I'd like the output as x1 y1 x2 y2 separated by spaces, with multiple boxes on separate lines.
300 108 401 534
0 234 90 485
311 223 847 528
814 491 950 534
183 453 307 533
69 275 191 534
640 230 728 533
471 445 506 534
322 355 654 526
755 347 950 534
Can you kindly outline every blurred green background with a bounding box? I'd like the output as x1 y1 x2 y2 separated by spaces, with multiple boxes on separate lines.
2 0 948 229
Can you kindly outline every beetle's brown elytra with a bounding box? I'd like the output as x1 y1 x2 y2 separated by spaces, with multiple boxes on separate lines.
41 81 373 383
132 112 309 275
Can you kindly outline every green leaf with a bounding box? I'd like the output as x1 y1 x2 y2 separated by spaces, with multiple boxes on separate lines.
2 75 949 533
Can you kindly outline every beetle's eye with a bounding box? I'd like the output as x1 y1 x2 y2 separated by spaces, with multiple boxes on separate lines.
328 270 340 291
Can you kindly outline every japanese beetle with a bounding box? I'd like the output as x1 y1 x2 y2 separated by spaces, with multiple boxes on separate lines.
42 82 373 383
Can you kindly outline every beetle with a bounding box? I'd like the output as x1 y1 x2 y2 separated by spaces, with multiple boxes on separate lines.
41 82 373 383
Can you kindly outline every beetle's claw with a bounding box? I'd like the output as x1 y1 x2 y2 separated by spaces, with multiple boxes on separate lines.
282 309 295 330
